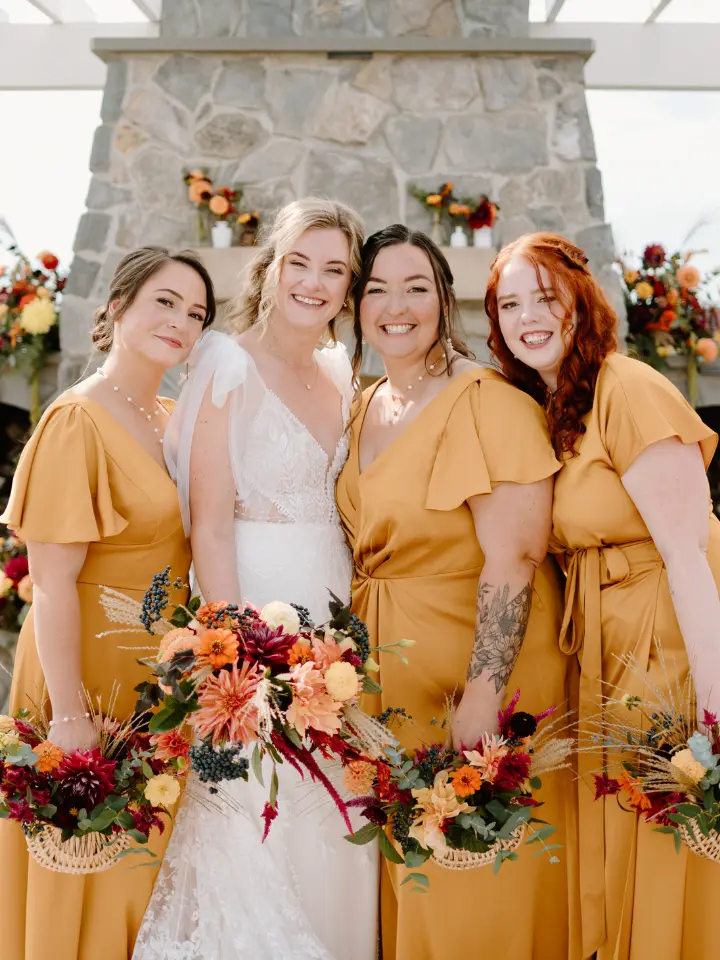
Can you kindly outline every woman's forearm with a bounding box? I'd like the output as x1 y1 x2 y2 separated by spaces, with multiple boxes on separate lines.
191 525 242 606
665 549 720 713
32 585 86 717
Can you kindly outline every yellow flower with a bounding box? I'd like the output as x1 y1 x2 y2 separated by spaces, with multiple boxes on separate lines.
635 281 654 301
624 270 640 285
671 748 707 784
35 286 52 299
260 601 300 635
425 194 442 207
324 660 360 701
0 304 8 320
0 575 13 598
0 729 21 750
0 715 17 734
19 298 55 335
656 345 676 358
144 773 181 807
17 575 33 604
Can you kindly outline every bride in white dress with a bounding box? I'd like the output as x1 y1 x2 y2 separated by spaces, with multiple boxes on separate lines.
133 199 378 960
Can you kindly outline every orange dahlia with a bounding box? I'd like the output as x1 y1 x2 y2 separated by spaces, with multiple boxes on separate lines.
197 628 239 669
34 740 64 773
450 764 483 797
188 179 212 203
288 640 315 666
677 264 700 290
343 760 377 796
150 729 191 761
190 661 261 747
209 195 230 216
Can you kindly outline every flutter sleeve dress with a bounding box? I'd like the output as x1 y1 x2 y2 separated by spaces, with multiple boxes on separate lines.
0 392 190 960
336 367 581 960
551 352 720 960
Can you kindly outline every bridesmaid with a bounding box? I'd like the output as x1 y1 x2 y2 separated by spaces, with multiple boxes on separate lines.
336 224 580 960
485 231 720 960
0 247 215 960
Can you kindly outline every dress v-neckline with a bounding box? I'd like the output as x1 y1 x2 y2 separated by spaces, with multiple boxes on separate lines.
356 367 487 477
235 341 346 467
65 393 175 484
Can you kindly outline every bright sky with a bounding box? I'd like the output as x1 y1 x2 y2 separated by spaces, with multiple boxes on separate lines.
1 87 720 281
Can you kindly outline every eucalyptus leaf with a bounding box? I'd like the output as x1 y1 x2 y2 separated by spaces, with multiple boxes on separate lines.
345 822 381 846
377 830 405 865
251 745 265 787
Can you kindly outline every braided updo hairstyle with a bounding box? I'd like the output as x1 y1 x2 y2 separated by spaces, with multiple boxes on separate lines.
92 246 216 353
485 232 617 458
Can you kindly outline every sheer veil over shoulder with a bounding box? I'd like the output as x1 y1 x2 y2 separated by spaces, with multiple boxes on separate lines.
133 330 378 960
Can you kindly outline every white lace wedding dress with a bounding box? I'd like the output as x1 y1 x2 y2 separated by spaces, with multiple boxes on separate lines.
133 331 378 960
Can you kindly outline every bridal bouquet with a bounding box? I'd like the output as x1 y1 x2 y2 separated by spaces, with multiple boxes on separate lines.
0 694 186 875
588 653 720 863
124 569 399 839
344 692 573 878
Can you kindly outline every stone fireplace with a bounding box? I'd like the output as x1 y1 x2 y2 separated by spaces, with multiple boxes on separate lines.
59 0 622 389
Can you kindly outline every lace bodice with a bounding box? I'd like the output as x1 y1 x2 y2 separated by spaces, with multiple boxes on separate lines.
164 331 353 530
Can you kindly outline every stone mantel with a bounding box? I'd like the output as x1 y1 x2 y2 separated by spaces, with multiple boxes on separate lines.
193 245 496 304
92 36 594 58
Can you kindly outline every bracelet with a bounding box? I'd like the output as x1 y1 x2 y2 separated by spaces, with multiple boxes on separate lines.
48 712 90 728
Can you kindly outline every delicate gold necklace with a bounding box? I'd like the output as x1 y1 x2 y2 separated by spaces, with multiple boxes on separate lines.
97 368 164 445
267 338 319 391
386 352 449 423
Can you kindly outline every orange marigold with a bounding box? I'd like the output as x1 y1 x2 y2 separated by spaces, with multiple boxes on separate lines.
617 772 652 814
288 640 315 666
197 628 239 669
425 193 442 207
34 740 65 773
450 764 483 798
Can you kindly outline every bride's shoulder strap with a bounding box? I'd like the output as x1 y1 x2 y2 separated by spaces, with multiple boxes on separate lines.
318 340 354 408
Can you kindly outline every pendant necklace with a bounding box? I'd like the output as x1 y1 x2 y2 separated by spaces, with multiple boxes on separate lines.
97 368 165 445
387 352 449 423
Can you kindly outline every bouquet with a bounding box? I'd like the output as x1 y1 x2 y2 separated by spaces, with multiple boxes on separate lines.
0 528 32 632
620 243 720 404
468 195 499 231
407 181 472 243
345 691 573 880
0 693 187 875
121 570 399 839
588 652 720 863
0 246 63 424
183 169 260 245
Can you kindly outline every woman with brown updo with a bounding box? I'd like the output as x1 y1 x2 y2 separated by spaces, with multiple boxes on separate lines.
0 247 214 960
486 231 720 960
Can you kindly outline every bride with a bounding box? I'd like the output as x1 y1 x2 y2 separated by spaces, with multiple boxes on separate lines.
133 198 378 960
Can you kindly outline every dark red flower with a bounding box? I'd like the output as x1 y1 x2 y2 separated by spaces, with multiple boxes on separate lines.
29 786 51 806
241 623 296 666
374 762 400 803
131 804 166 838
509 712 537 740
14 718 41 746
653 280 666 297
37 252 59 271
342 651 363 668
4 556 28 583
494 751 532 791
8 800 34 823
512 795 541 807
592 772 621 801
53 749 117 809
642 244 666 268
261 801 278 842
2 765 32 795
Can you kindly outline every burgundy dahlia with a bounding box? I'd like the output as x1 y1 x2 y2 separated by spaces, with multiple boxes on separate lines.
494 751 532 791
4 556 28 583
241 623 296 666
508 711 537 740
642 244 666 269
53 749 117 809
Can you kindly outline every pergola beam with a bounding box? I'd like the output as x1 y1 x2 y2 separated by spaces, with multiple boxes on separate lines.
24 1 96 23
647 0 676 23
545 0 568 23
129 0 161 20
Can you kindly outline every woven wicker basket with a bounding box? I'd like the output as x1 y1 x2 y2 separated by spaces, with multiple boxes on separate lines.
26 826 131 875
431 824 525 871
679 821 720 863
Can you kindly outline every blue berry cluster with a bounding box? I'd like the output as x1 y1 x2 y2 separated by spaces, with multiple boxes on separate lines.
347 614 370 663
376 706 410 727
140 566 184 633
391 807 414 853
189 742 249 792
290 603 314 630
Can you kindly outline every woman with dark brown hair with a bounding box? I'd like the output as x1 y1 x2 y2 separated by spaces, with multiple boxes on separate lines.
337 224 579 960
486 231 720 960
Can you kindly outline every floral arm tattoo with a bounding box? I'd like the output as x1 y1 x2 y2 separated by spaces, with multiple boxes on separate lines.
467 582 532 692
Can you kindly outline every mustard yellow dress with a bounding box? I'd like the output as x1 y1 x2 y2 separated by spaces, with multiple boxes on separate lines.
553 352 720 960
337 368 582 960
0 392 190 960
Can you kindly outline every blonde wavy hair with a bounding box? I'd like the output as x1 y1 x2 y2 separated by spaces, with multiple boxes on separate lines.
227 197 365 341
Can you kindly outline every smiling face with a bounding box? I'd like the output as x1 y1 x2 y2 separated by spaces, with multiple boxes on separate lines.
273 227 351 335
495 254 575 390
112 260 208 369
359 243 442 366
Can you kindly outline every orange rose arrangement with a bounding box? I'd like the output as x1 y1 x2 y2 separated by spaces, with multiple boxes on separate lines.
183 169 260 245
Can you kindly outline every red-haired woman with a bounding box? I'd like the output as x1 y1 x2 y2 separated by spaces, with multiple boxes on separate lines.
485 231 720 960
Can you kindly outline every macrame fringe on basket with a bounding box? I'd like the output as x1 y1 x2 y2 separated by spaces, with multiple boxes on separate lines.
431 824 525 870
679 822 720 863
26 825 131 874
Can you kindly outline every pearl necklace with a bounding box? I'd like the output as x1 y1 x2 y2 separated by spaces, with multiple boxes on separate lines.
97 368 164 445
387 354 447 423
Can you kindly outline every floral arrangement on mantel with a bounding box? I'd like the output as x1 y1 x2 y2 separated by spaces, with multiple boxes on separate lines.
0 248 63 425
408 182 500 248
345 691 573 880
588 651 720 864
183 169 260 247
621 243 720 407
0 527 32 633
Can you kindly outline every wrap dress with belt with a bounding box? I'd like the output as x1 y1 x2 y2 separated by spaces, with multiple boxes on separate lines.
337 367 582 960
552 352 720 960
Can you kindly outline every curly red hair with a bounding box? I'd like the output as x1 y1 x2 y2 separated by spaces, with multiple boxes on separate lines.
485 232 618 457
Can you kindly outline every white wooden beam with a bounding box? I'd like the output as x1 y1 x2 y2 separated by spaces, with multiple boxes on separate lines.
545 0 568 23
647 0 676 23
130 0 161 20
24 1 96 23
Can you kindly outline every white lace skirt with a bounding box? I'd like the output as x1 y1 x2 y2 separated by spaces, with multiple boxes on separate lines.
133 521 378 960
